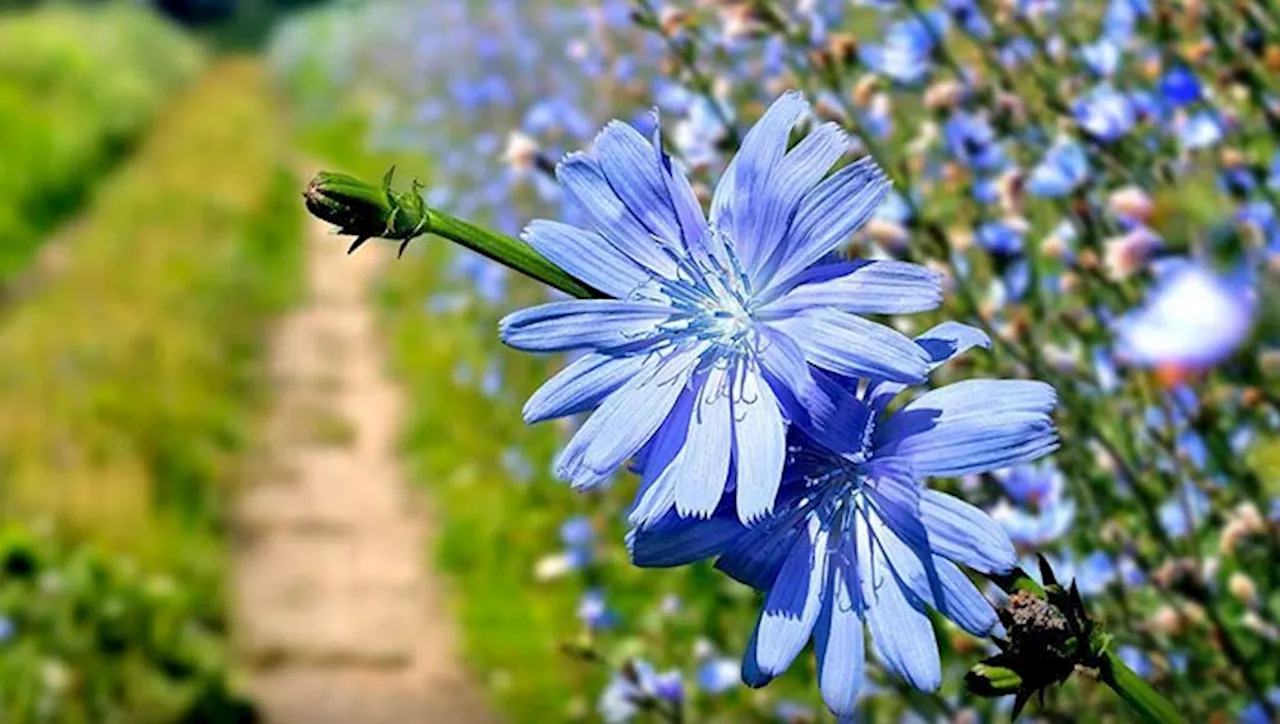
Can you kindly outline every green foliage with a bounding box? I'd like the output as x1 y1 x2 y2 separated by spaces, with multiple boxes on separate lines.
0 525 256 723
0 4 203 282
0 58 302 722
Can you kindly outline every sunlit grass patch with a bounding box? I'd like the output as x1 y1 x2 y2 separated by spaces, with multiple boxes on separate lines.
0 56 302 722
0 4 204 282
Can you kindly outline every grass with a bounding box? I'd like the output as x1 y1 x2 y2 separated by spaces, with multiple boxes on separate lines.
0 54 302 722
0 4 204 283
0 55 302 588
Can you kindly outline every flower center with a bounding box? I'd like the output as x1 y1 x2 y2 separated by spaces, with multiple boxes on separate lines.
702 294 754 349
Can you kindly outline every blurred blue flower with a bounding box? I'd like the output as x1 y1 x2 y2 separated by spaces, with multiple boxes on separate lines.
861 11 949 85
945 0 992 39
560 515 593 548
1114 264 1255 369
503 93 942 524
599 660 683 723
1026 140 1090 197
1158 483 1211 539
1073 83 1136 142
578 588 617 630
1159 65 1202 107
995 462 1064 506
975 220 1026 257
992 494 1075 547
696 657 740 694
1118 645 1153 679
1081 39 1123 76
0 616 13 643
560 515 594 568
632 324 1059 717
501 447 535 483
1240 689 1280 724
1072 551 1119 596
1176 111 1224 151
1103 0 1151 42
944 112 1007 173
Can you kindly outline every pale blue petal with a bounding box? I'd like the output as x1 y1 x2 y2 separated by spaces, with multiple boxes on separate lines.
912 322 992 369
875 380 1059 476
555 345 700 488
558 151 679 277
859 515 941 691
756 325 829 421
522 220 650 298
869 496 998 637
733 368 787 523
499 299 674 352
919 490 1018 574
748 516 828 676
594 121 686 247
711 91 809 271
672 366 735 518
747 122 850 282
762 260 941 315
814 561 865 716
860 465 998 634
864 505 938 609
868 322 993 410
523 353 648 423
932 557 1000 637
767 309 930 383
628 387 696 526
768 156 891 288
653 127 709 248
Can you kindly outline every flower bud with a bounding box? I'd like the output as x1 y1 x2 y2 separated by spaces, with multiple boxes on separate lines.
966 664 1024 697
304 169 431 256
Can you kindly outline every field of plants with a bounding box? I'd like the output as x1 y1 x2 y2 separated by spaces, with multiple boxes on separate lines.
0 0 1276 722
274 1 1279 722
0 5 301 720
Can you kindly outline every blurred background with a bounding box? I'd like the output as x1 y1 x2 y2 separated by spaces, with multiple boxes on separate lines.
0 0 1276 722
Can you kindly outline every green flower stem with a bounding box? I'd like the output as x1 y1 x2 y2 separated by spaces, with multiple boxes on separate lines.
1099 650 1185 724
303 169 604 300
424 208 601 299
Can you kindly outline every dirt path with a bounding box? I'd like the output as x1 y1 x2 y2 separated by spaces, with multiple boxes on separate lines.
233 214 496 724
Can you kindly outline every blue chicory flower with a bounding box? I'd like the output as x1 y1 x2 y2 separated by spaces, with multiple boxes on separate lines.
1159 65 1202 107
975 220 1026 257
599 660 684 723
860 11 950 85
944 112 1007 173
1073 83 1136 142
1081 38 1123 77
1175 110 1224 151
1026 140 1090 197
1118 646 1154 679
696 656 741 694
630 323 1060 717
1158 483 1211 539
1114 263 1255 370
502 92 942 524
579 588 618 630
991 491 1076 547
